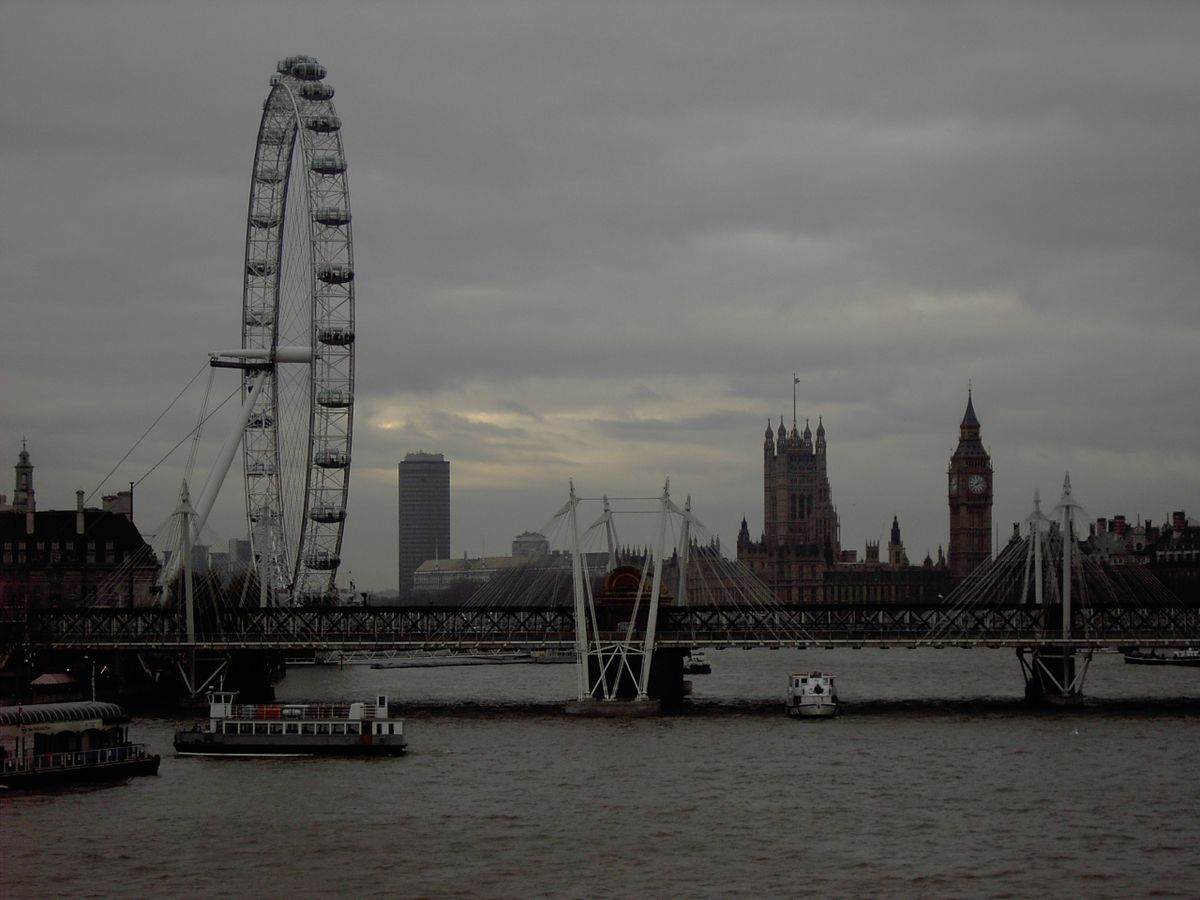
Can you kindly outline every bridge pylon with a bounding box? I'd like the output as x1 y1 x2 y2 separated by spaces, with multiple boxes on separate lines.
1017 475 1094 704
558 479 693 715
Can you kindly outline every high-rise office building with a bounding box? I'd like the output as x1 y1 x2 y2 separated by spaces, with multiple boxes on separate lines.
398 452 450 596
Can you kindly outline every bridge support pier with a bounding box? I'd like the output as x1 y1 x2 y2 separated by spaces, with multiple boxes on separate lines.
580 647 686 705
1017 648 1092 705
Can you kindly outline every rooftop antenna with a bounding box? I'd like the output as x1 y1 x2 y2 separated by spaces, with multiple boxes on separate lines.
792 373 799 431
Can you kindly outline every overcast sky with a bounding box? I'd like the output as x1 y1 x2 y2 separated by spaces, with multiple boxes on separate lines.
3 1 1198 590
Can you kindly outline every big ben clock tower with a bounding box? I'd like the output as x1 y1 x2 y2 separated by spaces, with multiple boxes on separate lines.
948 389 992 579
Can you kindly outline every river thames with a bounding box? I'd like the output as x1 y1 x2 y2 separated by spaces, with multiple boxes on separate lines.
3 648 1199 898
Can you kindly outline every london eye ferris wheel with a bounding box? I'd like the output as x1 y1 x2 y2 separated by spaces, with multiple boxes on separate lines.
240 55 355 602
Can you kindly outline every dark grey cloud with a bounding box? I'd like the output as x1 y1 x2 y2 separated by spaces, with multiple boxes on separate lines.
3 0 1197 587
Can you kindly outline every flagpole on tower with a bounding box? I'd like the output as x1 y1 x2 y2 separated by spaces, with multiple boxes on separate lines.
792 373 799 430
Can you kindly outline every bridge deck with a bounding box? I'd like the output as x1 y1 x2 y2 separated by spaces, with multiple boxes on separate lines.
4 602 1196 653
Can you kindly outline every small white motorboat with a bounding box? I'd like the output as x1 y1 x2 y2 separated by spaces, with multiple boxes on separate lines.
786 671 838 718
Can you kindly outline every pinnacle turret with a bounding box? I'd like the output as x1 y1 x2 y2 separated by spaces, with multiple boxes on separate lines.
12 439 34 514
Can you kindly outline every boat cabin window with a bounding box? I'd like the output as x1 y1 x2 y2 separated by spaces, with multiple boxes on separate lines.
224 722 237 734
389 724 396 734
285 723 299 735
238 723 252 735
254 723 268 735
269 723 283 734
377 695 386 708
375 723 383 735
332 724 345 735
316 723 330 735
301 723 315 735
347 723 360 735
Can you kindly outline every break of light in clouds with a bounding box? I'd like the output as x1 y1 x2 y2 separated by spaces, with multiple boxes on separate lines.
2 0 1198 588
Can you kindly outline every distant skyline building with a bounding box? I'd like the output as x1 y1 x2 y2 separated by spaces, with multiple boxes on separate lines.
398 452 450 596
512 531 550 559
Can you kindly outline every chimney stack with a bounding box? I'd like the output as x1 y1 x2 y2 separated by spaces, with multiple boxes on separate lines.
76 490 85 535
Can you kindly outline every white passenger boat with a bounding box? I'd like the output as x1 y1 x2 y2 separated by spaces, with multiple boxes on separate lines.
786 672 838 718
174 692 407 756
683 651 711 674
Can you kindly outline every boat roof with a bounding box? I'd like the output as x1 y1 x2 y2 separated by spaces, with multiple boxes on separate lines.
0 701 128 727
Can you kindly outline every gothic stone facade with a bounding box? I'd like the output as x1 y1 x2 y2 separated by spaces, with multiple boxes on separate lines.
738 405 964 604
947 391 993 578
737 417 841 603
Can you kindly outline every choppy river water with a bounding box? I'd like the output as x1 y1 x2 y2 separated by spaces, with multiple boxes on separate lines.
3 648 1199 898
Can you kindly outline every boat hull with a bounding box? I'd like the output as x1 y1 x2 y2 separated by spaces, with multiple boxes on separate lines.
174 733 406 756
0 754 160 790
1124 653 1200 667
787 703 838 718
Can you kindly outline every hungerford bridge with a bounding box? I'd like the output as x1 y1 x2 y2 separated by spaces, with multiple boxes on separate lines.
3 476 1196 707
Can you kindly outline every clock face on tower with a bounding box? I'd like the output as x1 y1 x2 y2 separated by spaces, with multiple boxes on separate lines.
968 474 987 495
949 475 957 496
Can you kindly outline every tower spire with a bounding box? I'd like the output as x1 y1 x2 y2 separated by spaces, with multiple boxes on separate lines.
960 386 980 431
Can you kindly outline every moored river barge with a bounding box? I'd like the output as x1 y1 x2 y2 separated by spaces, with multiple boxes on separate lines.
1 700 160 789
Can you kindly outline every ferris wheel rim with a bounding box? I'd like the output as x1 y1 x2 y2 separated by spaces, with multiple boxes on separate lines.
240 55 355 603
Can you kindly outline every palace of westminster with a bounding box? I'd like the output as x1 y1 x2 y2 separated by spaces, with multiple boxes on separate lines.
736 390 991 604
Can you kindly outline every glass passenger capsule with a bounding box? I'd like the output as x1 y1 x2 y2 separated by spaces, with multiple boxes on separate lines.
317 326 355 346
315 450 350 468
304 552 341 570
246 261 277 277
291 61 328 81
300 82 334 101
244 308 274 327
304 115 341 133
309 507 347 524
316 389 353 409
313 207 351 226
310 154 346 175
317 265 354 284
278 55 317 74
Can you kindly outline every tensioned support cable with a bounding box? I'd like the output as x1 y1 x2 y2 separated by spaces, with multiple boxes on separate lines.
86 362 210 505
131 385 243 489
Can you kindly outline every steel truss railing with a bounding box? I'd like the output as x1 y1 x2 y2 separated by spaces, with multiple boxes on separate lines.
656 602 1199 647
6 602 1197 653
13 606 576 651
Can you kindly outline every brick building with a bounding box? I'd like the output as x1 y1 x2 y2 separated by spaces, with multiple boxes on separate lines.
0 444 160 609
